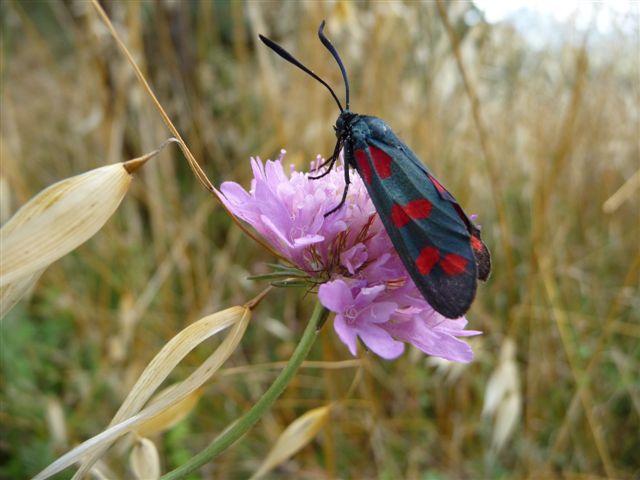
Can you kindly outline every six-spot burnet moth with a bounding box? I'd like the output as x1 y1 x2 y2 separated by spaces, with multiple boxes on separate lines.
259 21 491 319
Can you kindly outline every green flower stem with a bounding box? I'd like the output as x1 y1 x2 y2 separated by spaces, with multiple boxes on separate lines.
161 301 329 480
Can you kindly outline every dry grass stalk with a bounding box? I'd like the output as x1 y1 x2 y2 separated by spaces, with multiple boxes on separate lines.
0 176 11 223
0 270 43 318
133 384 204 438
45 397 69 451
602 168 640 213
34 305 250 480
89 0 284 263
251 404 333 480
0 142 174 318
538 255 616 476
482 338 522 452
0 164 131 287
3 1 637 477
129 437 161 480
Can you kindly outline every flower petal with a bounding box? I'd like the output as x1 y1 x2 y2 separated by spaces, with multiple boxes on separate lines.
219 181 252 206
362 301 397 324
358 325 405 360
260 214 294 249
293 234 324 247
354 285 385 307
333 315 358 356
415 330 475 363
318 280 354 313
428 317 482 337
340 243 368 274
389 319 476 363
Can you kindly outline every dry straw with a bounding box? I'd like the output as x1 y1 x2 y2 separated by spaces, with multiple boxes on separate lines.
0 140 177 318
250 404 333 479
482 338 522 452
134 384 205 438
129 437 161 480
34 304 252 480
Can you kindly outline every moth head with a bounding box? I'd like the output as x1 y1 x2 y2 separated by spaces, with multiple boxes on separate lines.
335 111 358 139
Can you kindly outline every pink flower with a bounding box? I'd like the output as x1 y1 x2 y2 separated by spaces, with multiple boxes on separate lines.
218 151 481 362
319 280 403 359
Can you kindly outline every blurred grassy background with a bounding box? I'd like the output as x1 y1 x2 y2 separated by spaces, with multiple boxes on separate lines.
1 1 638 478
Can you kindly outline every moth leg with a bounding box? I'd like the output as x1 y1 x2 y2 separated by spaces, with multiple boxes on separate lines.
312 156 334 173
309 140 342 179
308 156 336 180
324 160 351 217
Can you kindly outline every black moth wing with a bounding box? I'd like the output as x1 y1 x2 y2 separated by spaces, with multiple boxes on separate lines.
345 115 489 318
362 116 491 283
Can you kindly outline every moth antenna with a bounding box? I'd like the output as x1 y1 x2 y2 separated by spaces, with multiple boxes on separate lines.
318 20 350 110
258 33 344 112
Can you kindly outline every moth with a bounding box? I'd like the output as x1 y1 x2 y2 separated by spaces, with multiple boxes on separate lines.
259 22 491 319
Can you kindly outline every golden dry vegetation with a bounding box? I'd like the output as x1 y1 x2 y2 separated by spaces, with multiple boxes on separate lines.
1 1 638 478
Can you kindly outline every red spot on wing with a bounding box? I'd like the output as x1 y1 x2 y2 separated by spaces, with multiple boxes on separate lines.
391 199 433 227
416 246 439 275
405 199 432 220
428 174 448 194
471 235 483 252
391 204 410 227
369 146 392 179
440 253 468 276
355 149 372 184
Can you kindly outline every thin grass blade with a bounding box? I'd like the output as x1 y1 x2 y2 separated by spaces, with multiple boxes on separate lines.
0 163 132 287
250 405 332 480
34 306 250 480
130 437 161 480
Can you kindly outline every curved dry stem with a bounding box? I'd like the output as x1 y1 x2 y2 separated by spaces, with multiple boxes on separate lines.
89 0 287 263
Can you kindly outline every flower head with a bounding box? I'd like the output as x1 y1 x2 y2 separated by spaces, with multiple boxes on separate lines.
218 151 480 362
